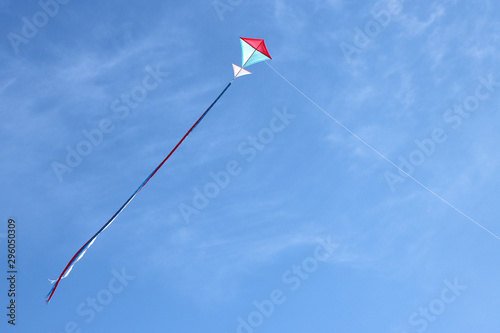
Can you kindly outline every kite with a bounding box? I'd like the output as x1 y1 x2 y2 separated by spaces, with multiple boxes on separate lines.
45 37 272 303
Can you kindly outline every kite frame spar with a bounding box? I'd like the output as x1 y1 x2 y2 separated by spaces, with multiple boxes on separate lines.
46 37 271 303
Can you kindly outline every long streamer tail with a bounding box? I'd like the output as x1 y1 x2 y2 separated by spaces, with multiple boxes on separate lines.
46 81 233 303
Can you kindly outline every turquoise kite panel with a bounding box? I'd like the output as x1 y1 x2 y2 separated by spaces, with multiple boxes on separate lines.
246 51 270 67
241 39 254 66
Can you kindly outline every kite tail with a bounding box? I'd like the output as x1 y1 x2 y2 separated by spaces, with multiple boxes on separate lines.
45 282 56 301
46 81 233 303
46 238 94 303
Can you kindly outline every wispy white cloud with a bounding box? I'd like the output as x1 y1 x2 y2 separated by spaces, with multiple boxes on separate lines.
397 2 446 36
145 221 330 303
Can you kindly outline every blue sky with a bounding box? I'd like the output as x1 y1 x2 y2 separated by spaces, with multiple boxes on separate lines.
1 0 500 332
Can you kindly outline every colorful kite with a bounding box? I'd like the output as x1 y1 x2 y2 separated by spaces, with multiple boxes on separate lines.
46 37 271 303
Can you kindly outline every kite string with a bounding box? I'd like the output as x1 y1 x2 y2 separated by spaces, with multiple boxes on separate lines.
265 61 500 241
